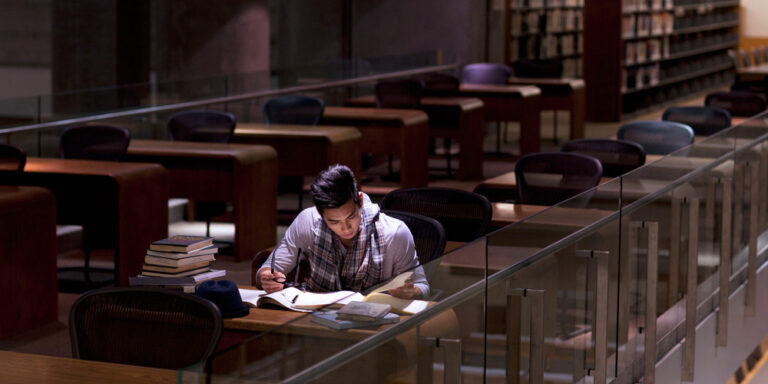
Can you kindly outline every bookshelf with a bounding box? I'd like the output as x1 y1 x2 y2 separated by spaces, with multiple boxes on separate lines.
584 0 740 121
504 0 585 77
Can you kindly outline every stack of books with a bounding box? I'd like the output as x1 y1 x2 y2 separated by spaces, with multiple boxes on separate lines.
129 235 225 292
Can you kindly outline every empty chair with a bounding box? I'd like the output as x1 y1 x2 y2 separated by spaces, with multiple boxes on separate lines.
727 49 741 69
513 58 565 143
381 210 446 266
415 73 460 97
168 110 237 236
263 95 325 126
380 187 492 242
761 46 768 63
374 78 424 109
60 125 131 161
560 139 645 177
167 110 236 142
0 143 26 171
512 58 563 79
59 125 131 292
617 121 695 155
662 106 732 136
70 286 222 369
514 152 603 206
739 48 752 68
752 47 763 65
462 63 512 85
462 63 513 156
705 91 768 117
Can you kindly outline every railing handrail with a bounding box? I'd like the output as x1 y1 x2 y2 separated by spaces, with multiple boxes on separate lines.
0 63 459 136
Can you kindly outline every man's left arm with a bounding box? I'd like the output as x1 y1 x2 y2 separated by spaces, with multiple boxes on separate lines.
388 223 431 299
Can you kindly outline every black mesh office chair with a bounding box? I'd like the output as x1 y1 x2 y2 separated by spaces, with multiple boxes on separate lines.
706 91 768 117
662 106 732 136
0 143 26 171
739 48 753 68
617 121 695 155
60 125 131 161
381 210 446 266
515 152 603 206
263 95 326 210
752 47 763 65
263 95 325 126
462 63 513 156
513 58 566 143
560 138 646 178
415 73 460 97
168 110 237 236
380 187 492 242
167 110 236 143
70 286 222 370
58 125 131 293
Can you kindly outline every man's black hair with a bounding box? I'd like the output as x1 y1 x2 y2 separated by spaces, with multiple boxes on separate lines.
310 164 360 213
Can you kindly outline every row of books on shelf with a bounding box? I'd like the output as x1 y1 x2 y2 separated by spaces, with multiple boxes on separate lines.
622 13 674 39
622 64 661 92
623 0 673 12
129 235 225 293
509 34 582 61
510 0 583 8
624 38 670 65
510 8 583 35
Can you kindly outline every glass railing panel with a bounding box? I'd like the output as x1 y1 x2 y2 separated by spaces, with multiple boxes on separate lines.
179 237 488 383
0 95 38 127
488 213 621 384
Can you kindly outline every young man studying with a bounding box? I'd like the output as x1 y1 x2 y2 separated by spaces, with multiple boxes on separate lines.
257 164 429 299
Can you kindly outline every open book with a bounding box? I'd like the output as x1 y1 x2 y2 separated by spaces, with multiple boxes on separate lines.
238 271 429 314
238 287 363 313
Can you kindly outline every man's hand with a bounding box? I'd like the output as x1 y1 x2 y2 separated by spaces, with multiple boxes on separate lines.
258 269 286 293
387 278 422 299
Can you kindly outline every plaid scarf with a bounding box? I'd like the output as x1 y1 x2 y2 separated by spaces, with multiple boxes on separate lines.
306 197 385 292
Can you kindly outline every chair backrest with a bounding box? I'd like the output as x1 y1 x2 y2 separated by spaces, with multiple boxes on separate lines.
616 121 695 155
661 106 732 136
728 49 741 69
0 143 26 171
752 47 763 65
512 58 564 78
515 152 603 206
705 91 768 117
374 79 424 109
70 286 222 370
414 73 460 97
761 46 768 63
168 110 236 142
381 210 446 266
461 62 512 85
560 139 645 177
379 187 492 242
263 95 325 125
739 49 752 68
60 125 131 161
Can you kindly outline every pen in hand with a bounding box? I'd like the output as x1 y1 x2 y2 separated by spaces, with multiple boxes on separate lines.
292 295 298 304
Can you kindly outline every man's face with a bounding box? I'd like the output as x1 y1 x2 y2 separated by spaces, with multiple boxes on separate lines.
321 194 362 241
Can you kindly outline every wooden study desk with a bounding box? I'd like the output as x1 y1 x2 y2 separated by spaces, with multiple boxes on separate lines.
0 158 169 286
343 96 486 180
474 170 612 202
320 106 430 187
490 202 615 230
507 77 586 141
232 123 362 179
0 350 179 384
0 186 57 338
124 140 278 262
736 63 768 82
219 290 459 381
457 83 542 156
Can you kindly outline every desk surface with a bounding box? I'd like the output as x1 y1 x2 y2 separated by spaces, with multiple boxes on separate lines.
458 83 541 97
128 139 277 161
235 123 362 142
0 350 179 384
323 106 429 126
507 77 585 89
490 202 615 228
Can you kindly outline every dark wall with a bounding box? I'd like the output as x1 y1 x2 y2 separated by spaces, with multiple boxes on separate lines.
351 0 487 66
